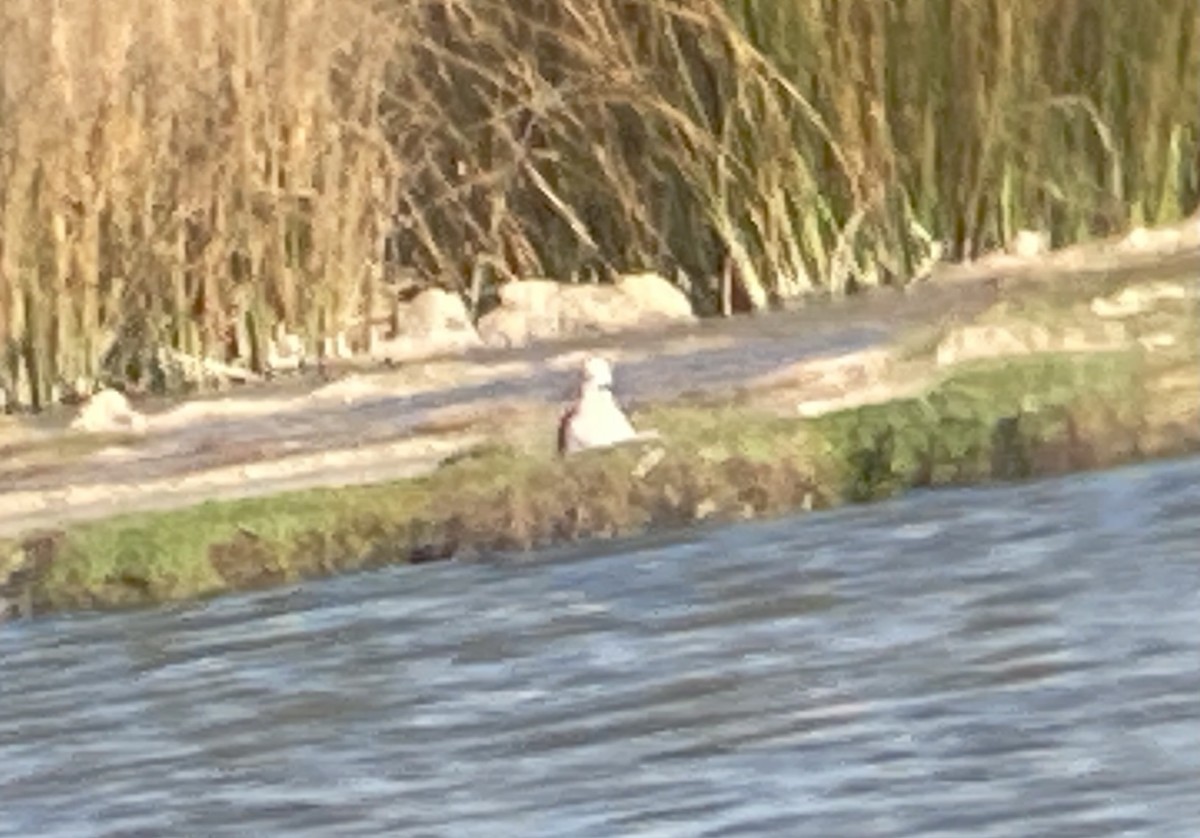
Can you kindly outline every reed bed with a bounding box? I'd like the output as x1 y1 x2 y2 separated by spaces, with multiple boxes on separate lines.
1 0 1197 410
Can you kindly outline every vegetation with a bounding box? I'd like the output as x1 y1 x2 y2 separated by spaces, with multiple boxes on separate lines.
1 0 1198 409
5 340 1197 619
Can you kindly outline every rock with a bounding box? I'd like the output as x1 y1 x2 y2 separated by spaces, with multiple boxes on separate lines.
750 348 893 395
320 332 355 361
476 280 579 349
477 273 695 349
308 374 387 406
936 324 1047 366
266 331 307 373
744 348 909 420
1118 226 1153 254
369 288 482 364
71 388 148 434
1117 225 1184 255
1138 332 1176 351
1010 229 1050 258
476 306 553 349
1090 282 1191 319
558 284 645 334
496 278 560 312
158 348 262 385
615 272 695 320
935 320 1126 367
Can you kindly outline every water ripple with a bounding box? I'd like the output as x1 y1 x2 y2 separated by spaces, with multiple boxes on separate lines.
2 455 1199 836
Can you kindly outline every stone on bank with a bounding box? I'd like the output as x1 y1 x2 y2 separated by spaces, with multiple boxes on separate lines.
477 272 696 348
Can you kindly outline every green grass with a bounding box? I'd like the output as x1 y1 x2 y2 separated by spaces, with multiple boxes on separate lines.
813 351 1144 500
8 342 1194 620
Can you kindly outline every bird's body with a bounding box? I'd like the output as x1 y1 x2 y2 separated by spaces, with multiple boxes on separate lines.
557 356 645 455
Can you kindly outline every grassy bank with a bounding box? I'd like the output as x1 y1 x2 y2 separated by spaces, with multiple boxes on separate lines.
4 343 1197 619
2 0 1197 409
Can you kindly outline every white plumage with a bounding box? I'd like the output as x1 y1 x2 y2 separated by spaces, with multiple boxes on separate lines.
557 356 645 455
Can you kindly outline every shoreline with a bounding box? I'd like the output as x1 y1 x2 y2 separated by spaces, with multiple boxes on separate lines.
1 238 1197 621
3 235 1197 538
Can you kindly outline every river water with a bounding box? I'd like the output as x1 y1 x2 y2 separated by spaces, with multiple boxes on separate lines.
1 455 1198 836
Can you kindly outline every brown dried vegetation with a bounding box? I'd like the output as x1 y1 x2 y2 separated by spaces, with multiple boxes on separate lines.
2 0 1197 409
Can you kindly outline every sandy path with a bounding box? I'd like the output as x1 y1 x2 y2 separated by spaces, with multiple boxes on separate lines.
0 296 940 538
1 232 1197 540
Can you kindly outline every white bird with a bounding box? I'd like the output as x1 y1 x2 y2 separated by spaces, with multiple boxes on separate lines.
557 356 656 455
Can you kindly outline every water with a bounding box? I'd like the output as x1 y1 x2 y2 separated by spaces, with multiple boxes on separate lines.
2 455 1199 837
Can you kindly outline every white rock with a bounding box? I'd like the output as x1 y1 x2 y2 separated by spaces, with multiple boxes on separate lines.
1117 226 1152 253
476 307 554 349
1010 229 1049 258
1117 225 1183 255
616 272 695 320
370 288 482 363
936 324 1048 367
497 278 561 312
321 332 354 360
71 388 148 434
308 375 386 405
158 347 261 384
1138 332 1176 351
1090 282 1190 319
934 321 1126 367
266 331 306 373
478 273 695 349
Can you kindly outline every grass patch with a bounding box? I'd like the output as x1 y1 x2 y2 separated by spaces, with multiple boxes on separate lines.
5 344 1194 621
813 351 1144 501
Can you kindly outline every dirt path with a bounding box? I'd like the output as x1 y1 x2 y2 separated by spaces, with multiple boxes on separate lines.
1 235 1197 540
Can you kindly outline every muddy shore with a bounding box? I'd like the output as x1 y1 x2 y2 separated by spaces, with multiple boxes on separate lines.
1 235 1197 620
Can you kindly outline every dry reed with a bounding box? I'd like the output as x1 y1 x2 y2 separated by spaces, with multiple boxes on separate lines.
1 0 1197 410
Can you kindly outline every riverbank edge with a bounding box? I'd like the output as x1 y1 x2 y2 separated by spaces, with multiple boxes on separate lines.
3 341 1197 621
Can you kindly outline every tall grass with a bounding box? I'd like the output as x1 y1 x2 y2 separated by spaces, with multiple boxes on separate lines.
1 0 1197 410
